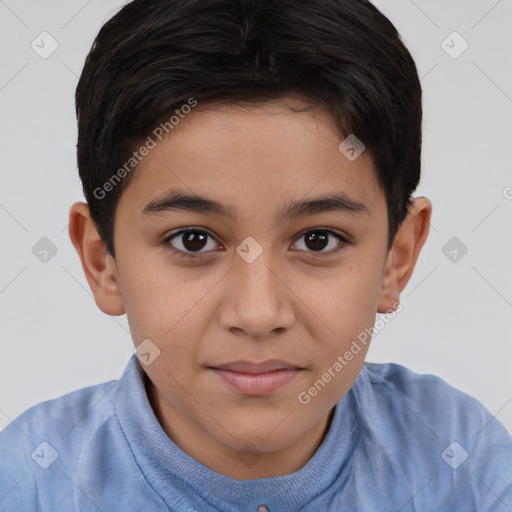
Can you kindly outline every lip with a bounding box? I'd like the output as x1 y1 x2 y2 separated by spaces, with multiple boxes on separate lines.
211 359 301 373
209 360 303 396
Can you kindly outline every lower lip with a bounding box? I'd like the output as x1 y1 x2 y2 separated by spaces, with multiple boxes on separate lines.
210 368 300 395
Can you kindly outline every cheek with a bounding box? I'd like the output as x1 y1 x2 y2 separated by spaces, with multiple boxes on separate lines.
297 268 379 409
308 258 383 358
323 258 383 317
117 251 204 339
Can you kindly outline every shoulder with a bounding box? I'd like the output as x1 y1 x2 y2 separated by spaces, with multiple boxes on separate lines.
361 362 501 435
359 361 511 444
1 378 119 443
354 362 512 511
0 379 119 511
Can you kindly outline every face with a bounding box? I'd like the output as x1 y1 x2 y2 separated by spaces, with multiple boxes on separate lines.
110 98 390 454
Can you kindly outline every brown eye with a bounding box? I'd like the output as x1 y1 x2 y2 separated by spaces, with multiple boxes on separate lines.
292 229 348 254
164 229 219 257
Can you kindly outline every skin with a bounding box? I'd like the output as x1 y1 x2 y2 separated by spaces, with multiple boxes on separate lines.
68 97 432 480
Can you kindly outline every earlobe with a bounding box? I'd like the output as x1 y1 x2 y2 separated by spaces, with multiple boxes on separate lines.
377 197 432 314
68 202 125 316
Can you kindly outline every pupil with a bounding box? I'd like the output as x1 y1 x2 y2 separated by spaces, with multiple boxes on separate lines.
305 231 328 251
183 231 207 251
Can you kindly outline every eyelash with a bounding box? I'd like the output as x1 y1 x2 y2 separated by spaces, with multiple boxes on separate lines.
161 227 350 260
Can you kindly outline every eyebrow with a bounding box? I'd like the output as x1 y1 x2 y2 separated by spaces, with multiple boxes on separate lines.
141 189 369 222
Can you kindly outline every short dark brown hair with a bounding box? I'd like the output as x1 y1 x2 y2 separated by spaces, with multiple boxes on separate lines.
76 0 423 257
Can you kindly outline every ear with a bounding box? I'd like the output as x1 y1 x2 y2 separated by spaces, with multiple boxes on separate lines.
377 197 432 314
68 202 125 316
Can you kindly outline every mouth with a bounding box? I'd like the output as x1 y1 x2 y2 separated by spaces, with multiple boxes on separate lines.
208 360 303 396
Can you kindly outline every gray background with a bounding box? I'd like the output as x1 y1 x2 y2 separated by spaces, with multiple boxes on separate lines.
0 0 511 434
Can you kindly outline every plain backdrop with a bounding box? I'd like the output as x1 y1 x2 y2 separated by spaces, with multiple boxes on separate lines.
0 0 511 435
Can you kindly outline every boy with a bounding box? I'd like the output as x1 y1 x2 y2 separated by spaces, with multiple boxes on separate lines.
1 0 511 511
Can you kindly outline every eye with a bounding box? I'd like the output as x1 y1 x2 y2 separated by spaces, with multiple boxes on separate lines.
163 228 220 258
162 227 349 260
291 228 349 255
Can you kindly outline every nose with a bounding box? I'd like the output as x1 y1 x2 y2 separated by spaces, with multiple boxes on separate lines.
218 244 295 339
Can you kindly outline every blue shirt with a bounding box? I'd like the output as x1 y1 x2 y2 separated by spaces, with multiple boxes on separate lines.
1 354 511 512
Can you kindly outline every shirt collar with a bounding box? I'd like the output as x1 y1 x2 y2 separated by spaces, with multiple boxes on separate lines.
115 354 360 511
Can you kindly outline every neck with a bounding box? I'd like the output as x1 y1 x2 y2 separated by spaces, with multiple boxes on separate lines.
145 377 336 480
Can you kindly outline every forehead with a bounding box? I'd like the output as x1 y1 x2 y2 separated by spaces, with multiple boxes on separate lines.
116 99 385 220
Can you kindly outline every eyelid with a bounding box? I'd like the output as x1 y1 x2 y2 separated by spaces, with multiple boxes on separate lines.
291 227 350 256
294 226 349 242
163 226 350 259
163 227 221 259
